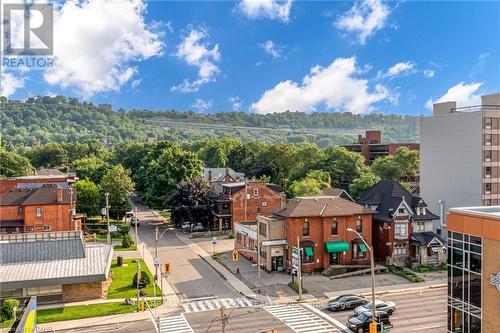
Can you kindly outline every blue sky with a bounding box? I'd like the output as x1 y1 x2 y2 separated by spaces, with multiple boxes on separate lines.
1 0 499 116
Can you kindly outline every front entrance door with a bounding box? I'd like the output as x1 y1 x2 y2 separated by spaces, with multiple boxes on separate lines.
329 252 339 265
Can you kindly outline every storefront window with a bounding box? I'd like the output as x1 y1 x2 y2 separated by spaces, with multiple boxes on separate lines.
331 221 338 235
303 221 309 236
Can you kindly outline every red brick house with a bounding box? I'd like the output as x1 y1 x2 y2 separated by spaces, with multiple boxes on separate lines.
0 171 77 195
272 196 373 274
0 184 83 233
356 179 445 266
212 180 284 230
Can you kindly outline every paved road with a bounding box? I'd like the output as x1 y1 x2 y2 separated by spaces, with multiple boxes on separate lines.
54 319 156 333
319 287 447 333
133 201 241 301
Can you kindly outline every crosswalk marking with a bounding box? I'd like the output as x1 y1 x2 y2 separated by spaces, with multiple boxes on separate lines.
182 297 256 313
159 314 193 333
264 304 339 333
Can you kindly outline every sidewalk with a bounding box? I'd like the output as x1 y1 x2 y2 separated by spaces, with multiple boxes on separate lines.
38 297 163 310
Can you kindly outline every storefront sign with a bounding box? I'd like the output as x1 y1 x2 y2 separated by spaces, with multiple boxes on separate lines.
491 272 500 291
291 247 299 270
262 240 287 246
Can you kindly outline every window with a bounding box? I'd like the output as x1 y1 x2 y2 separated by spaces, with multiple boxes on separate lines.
485 117 492 129
259 222 267 237
253 188 259 196
352 243 366 259
43 225 51 231
485 134 492 145
398 208 405 214
25 226 34 232
485 183 491 194
485 150 492 161
303 221 310 236
394 244 407 256
257 206 261 215
416 207 421 215
302 245 314 263
259 245 267 258
485 199 492 206
355 218 362 232
36 207 42 218
395 223 408 237
331 221 338 235
485 166 492 178
17 207 23 215
415 221 425 232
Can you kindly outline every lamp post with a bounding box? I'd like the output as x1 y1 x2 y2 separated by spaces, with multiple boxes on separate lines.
346 227 376 333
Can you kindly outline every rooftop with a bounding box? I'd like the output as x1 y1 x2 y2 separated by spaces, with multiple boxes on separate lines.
273 195 372 218
0 184 74 206
449 206 500 220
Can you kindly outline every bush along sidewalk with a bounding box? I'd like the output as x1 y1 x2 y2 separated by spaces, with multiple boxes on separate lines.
411 262 447 273
389 265 424 283
288 281 308 294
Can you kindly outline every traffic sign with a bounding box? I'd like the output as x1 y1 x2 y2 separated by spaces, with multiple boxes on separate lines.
291 247 299 270
232 249 239 261
109 224 117 232
212 237 217 245
165 262 171 273
154 258 160 267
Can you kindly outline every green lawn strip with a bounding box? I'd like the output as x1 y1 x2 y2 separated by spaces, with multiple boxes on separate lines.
107 259 161 299
114 245 138 251
0 319 14 329
37 303 135 324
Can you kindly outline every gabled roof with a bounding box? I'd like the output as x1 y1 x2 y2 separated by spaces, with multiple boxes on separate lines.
356 179 439 222
322 187 354 202
273 196 372 218
203 167 244 183
411 232 445 246
0 184 74 206
222 181 283 194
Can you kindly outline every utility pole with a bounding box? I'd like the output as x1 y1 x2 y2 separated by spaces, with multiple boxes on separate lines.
257 218 261 286
154 224 159 309
69 188 74 230
105 193 110 245
244 178 247 222
134 206 138 247
220 306 227 333
136 259 140 312
297 236 302 301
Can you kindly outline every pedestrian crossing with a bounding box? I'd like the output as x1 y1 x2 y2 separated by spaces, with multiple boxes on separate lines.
182 297 257 313
264 304 340 333
159 314 194 333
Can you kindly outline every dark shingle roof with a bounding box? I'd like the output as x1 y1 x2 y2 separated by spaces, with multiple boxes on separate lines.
0 184 74 206
273 196 372 218
356 179 439 222
411 232 445 246
322 188 354 202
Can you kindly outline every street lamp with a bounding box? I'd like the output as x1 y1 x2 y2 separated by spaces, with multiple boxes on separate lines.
346 227 377 333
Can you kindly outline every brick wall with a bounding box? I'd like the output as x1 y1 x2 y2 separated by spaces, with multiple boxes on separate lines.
62 279 112 302
231 182 283 226
23 204 73 232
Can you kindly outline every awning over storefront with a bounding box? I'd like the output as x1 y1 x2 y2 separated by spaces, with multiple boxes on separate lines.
359 243 367 252
304 247 314 257
324 241 349 253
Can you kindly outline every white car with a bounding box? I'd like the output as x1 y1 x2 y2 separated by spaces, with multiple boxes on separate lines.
353 300 396 316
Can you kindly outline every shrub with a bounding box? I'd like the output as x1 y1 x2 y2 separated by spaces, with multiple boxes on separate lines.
389 265 424 283
139 289 148 297
122 235 134 249
119 224 131 236
1 299 20 320
227 232 234 239
132 271 151 288
288 281 308 294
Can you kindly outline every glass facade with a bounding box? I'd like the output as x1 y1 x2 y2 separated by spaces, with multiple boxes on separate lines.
448 231 482 333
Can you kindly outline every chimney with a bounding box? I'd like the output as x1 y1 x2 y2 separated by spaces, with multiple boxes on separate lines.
208 170 212 181
56 186 63 202
357 135 362 144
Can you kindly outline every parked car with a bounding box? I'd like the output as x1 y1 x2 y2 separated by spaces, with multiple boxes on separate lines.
191 223 204 232
181 222 192 230
346 311 393 333
327 294 368 312
130 217 140 227
125 211 134 218
353 300 396 316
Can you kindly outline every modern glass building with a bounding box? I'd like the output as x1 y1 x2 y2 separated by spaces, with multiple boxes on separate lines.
447 207 500 333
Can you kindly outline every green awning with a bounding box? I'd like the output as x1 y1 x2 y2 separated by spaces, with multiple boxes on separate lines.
324 241 349 253
304 247 314 257
359 244 367 253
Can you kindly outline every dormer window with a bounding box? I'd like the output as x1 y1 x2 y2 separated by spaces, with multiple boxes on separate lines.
398 208 405 214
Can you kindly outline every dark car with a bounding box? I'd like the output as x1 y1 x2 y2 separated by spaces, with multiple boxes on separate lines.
327 294 368 312
346 311 393 333
130 217 140 227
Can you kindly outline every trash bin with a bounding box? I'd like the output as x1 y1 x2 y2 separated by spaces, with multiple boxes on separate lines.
117 256 123 266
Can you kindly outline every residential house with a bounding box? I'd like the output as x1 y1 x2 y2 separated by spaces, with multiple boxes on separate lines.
0 184 84 233
0 231 112 303
357 179 445 266
272 196 374 274
0 171 78 195
203 167 245 194
322 187 355 201
212 180 284 231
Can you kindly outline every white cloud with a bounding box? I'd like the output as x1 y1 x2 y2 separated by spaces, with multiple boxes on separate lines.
171 28 220 93
43 0 163 97
131 79 142 90
335 0 390 44
377 61 416 79
191 98 213 112
229 96 243 111
423 69 435 78
258 40 284 59
425 82 482 109
238 0 292 22
0 72 25 97
250 57 393 114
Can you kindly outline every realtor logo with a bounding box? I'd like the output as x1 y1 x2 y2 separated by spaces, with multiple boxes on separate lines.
491 272 500 292
2 3 53 55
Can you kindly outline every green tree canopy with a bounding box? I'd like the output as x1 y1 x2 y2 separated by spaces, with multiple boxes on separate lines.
30 142 69 168
316 147 367 189
288 178 325 197
349 171 381 199
73 156 112 184
170 176 213 228
0 148 33 177
100 165 134 217
74 179 101 217
371 147 419 180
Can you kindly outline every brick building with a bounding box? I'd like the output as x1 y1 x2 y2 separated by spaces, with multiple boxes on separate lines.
357 179 445 266
446 206 500 333
0 184 83 233
0 172 78 195
271 196 373 274
212 180 284 230
0 231 112 303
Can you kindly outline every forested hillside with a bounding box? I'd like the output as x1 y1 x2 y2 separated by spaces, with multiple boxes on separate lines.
1 96 419 147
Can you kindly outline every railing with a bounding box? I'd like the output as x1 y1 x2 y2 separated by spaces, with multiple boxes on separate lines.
0 230 82 243
451 105 500 113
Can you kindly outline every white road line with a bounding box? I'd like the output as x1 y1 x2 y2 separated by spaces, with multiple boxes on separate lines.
302 304 351 331
159 314 194 333
265 304 339 333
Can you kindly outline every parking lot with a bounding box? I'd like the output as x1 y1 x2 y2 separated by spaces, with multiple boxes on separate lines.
318 287 447 332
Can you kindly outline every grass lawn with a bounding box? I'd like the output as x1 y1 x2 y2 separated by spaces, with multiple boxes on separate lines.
114 245 137 251
37 303 135 324
107 259 161 299
0 319 14 329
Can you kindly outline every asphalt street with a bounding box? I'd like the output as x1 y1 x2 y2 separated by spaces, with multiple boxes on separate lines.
132 201 241 301
54 319 156 333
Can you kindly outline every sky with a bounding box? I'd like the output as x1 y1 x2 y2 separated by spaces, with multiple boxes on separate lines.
1 0 499 116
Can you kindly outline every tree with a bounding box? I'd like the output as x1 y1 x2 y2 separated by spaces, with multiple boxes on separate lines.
316 147 367 189
371 147 419 180
30 142 69 168
132 270 151 288
0 149 33 177
304 170 331 187
74 179 101 217
100 165 134 217
288 178 325 197
73 157 112 184
170 176 213 228
349 172 381 199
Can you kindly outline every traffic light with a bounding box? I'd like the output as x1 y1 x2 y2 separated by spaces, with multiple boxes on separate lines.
165 262 171 273
232 250 239 262
369 322 377 333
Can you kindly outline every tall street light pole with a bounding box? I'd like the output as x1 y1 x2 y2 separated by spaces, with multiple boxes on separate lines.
105 192 110 245
346 227 376 333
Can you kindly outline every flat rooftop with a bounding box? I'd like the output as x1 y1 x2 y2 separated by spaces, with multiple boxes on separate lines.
449 206 500 219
